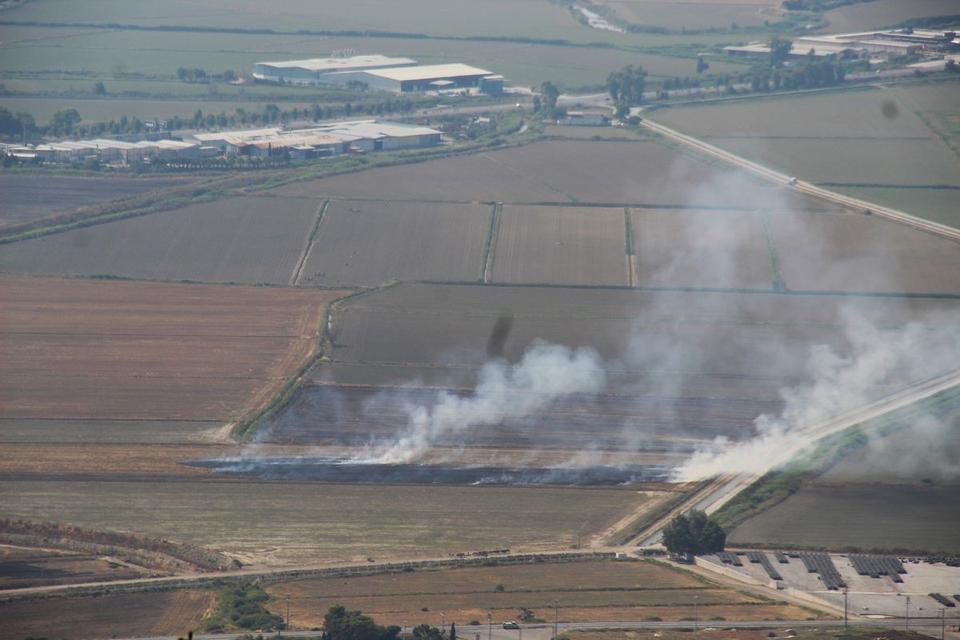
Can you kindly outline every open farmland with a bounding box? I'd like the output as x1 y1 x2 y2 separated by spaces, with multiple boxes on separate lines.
0 480 649 567
729 483 960 554
299 200 490 287
259 282 960 458
767 210 960 294
266 559 813 628
822 0 960 33
0 196 323 284
0 275 342 440
630 208 774 289
649 82 960 228
275 139 820 210
491 206 630 286
0 173 196 229
593 0 778 30
0 545 151 590
0 589 215 640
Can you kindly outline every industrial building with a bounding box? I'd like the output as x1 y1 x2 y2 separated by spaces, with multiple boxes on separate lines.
191 120 442 159
252 55 416 85
724 28 957 60
252 54 503 94
3 138 204 165
347 63 495 93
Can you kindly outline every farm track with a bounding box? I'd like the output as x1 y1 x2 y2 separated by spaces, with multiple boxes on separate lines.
641 119 960 242
290 199 328 286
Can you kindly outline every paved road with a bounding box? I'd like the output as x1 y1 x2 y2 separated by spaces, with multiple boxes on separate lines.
631 368 960 547
640 117 960 242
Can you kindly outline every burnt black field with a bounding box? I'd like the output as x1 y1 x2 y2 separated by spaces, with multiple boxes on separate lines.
188 456 671 485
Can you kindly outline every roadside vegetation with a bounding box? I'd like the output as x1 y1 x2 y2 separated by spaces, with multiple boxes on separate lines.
202 583 285 633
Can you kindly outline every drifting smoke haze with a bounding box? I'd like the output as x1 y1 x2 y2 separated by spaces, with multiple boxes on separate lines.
357 341 606 464
235 160 959 486
673 308 960 481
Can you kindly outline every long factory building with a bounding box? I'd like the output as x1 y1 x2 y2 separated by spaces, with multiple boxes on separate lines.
253 54 503 94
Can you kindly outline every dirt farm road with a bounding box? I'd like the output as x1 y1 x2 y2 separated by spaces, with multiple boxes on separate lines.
106 618 959 640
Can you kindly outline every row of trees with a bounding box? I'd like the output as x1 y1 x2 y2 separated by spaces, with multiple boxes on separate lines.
607 64 647 118
0 93 433 142
176 67 237 83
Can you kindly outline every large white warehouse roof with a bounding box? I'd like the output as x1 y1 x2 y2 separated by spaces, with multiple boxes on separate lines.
256 55 416 73
361 63 493 81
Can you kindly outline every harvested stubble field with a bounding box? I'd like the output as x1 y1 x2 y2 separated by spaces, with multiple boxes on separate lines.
560 629 928 640
649 82 960 227
630 208 774 289
767 210 960 294
822 0 960 33
0 173 196 229
729 483 960 554
281 282 960 455
0 196 324 284
0 24 748 93
0 588 215 640
0 275 342 438
274 140 802 208
491 206 630 286
594 0 778 30
266 559 813 628
299 200 490 287
0 545 150 590
0 480 650 567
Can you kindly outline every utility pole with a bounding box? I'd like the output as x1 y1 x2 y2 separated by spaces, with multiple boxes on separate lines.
442 612 446 631
553 599 559 640
518 625 522 640
941 607 946 640
905 594 912 632
487 612 492 640
843 587 848 630
693 595 698 633
286 595 291 630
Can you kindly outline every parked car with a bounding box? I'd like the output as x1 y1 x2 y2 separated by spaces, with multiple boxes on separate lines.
502 622 520 630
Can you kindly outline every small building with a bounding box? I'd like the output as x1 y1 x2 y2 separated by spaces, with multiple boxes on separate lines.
560 110 611 126
479 74 505 96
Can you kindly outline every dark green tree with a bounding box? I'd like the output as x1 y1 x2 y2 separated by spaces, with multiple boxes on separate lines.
93 81 107 95
540 81 559 113
325 605 401 640
450 623 457 640
696 56 709 74
412 624 445 640
662 510 726 555
607 65 647 118
49 109 81 136
769 36 793 67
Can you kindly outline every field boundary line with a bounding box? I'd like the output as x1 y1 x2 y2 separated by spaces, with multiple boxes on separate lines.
757 210 786 293
481 202 502 284
291 199 329 286
641 119 960 243
624 207 636 288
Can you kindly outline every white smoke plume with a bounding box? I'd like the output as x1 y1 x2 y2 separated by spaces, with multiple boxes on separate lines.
361 341 606 464
673 308 960 481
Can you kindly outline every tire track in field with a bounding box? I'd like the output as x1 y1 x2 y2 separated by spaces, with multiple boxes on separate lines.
290 199 328 286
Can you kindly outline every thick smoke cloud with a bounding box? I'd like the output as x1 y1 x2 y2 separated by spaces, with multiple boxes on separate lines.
673 308 960 481
359 341 606 464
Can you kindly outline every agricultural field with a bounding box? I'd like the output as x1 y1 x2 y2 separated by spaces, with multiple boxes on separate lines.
0 275 342 439
593 0 779 30
649 82 960 228
0 545 151 589
561 629 934 640
0 589 215 640
0 480 650 567
299 200 491 287
275 139 802 208
0 195 324 284
630 208 774 290
822 0 960 33
767 210 960 294
265 559 814 628
0 173 197 229
728 483 960 554
268 282 960 459
491 205 630 286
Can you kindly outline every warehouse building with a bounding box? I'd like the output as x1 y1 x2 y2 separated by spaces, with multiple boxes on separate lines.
252 55 416 85
345 63 495 93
